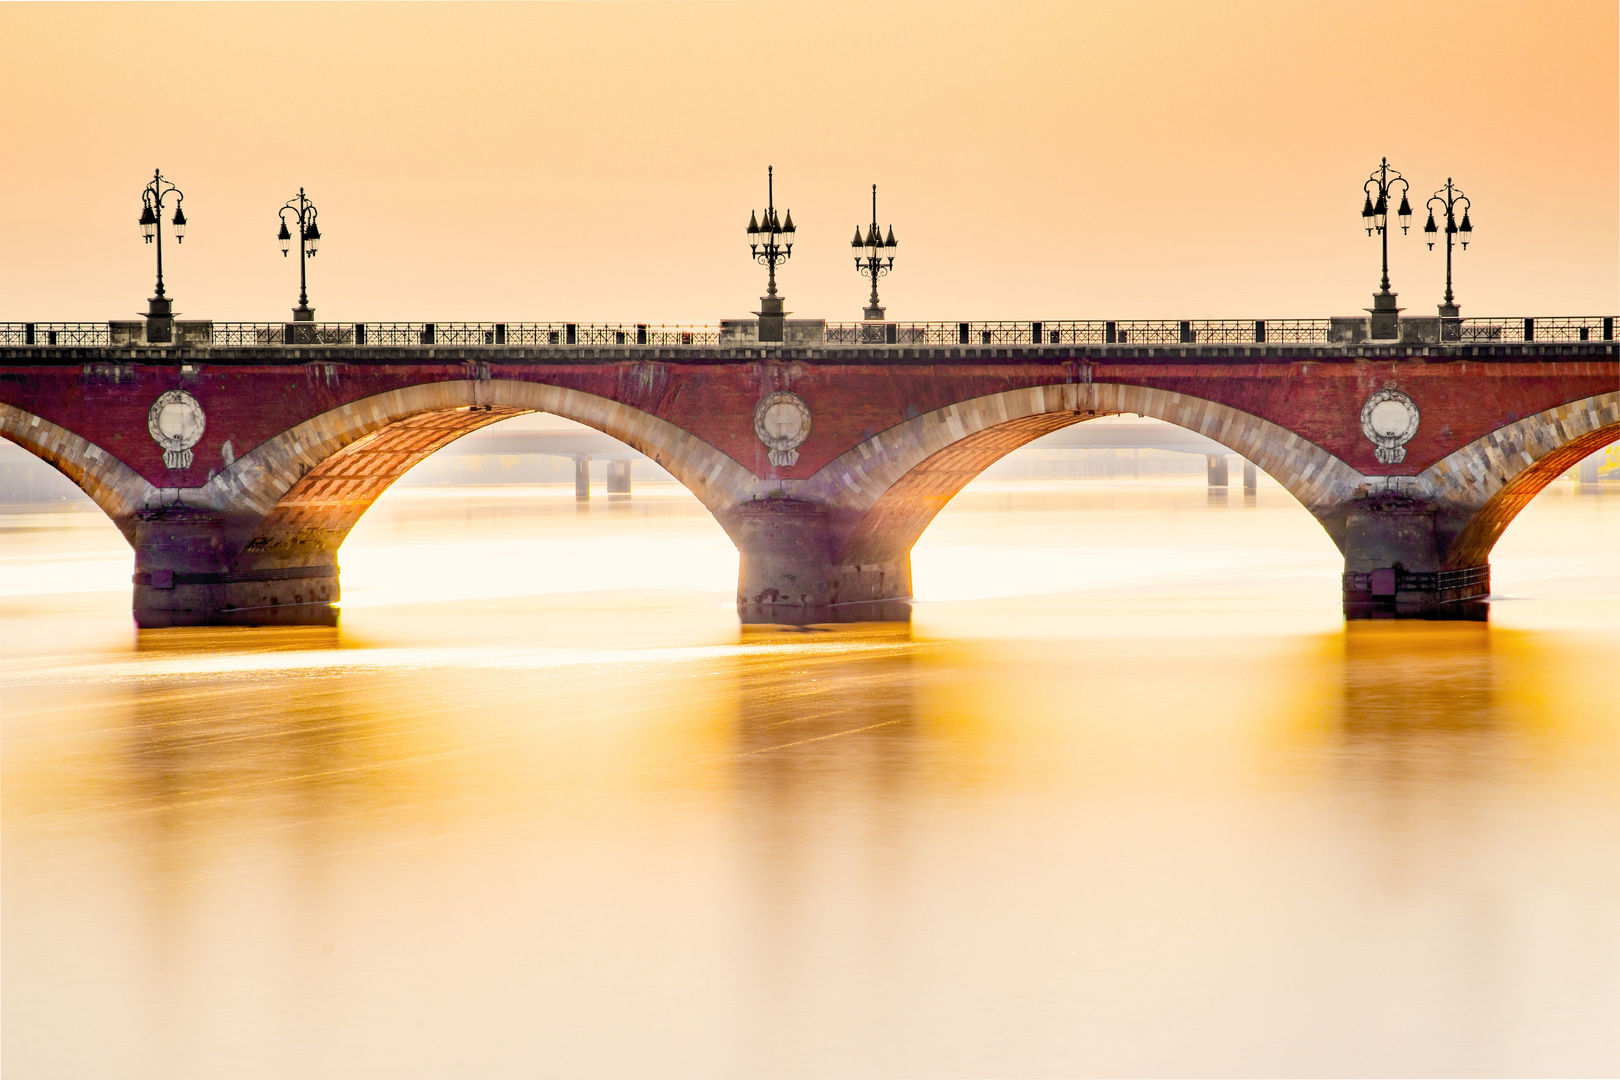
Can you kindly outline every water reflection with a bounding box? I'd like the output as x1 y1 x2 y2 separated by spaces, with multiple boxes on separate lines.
727 627 923 1073
1333 623 1510 882
3 476 1617 1077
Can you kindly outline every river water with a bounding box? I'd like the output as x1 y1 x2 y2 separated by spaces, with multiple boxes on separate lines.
3 469 1617 1077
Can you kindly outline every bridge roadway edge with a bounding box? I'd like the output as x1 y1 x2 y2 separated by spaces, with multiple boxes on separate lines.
1 343 1615 624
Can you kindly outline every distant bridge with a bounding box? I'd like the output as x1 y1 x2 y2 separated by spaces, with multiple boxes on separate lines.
443 422 1239 495
1 313 1615 625
453 422 1232 459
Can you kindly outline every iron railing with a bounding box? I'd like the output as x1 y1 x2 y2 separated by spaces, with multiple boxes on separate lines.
0 323 112 347
1451 316 1612 343
1 317 1612 349
212 323 355 347
823 319 1337 346
206 322 723 348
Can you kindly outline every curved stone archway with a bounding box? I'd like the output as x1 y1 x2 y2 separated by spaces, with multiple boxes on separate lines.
1412 391 1620 569
213 379 759 553
797 382 1364 568
0 403 156 542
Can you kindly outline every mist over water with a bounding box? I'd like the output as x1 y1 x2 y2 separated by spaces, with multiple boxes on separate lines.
4 471 1618 1077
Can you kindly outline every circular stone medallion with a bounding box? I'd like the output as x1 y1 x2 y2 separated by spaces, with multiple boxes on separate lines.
147 389 206 469
753 391 812 467
1359 388 1419 465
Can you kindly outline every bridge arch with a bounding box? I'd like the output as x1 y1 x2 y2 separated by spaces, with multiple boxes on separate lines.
0 402 155 542
1416 391 1620 569
796 382 1365 568
214 379 759 573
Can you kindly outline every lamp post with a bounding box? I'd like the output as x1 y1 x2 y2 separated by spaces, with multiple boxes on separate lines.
746 166 795 343
1422 178 1472 326
137 168 187 343
277 188 323 322
851 185 898 321
1360 157 1412 340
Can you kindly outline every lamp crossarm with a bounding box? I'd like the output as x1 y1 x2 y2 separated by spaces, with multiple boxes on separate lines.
1365 167 1408 202
280 199 319 227
145 178 183 211
1426 190 1469 222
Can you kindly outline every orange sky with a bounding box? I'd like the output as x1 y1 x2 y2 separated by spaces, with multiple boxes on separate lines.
2 1 1615 322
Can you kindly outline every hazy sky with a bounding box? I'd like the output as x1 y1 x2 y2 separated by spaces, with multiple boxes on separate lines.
3 1 1615 322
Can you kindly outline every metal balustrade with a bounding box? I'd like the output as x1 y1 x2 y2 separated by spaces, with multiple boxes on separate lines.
827 319 1337 346
196 322 724 348
0 323 112 347
1 317 1612 349
1452 317 1611 343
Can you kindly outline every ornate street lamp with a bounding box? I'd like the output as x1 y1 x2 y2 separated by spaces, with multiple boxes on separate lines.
1422 178 1472 325
277 187 323 322
1360 157 1412 339
137 168 187 343
746 166 795 342
851 184 898 321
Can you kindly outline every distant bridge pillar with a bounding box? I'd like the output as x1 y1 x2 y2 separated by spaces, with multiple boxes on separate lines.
1206 454 1228 487
1242 458 1258 494
607 459 632 495
573 456 591 498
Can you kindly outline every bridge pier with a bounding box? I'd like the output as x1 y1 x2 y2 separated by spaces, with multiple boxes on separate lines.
132 509 230 628
725 499 911 624
132 508 339 628
1336 501 1488 619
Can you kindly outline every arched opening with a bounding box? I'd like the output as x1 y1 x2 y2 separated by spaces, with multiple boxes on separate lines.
0 402 157 542
224 380 756 571
0 405 157 607
336 410 739 610
907 414 1343 606
1485 436 1620 603
1438 423 1620 570
800 382 1362 574
0 432 134 604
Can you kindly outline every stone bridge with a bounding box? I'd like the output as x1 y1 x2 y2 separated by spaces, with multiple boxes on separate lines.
1 320 1615 625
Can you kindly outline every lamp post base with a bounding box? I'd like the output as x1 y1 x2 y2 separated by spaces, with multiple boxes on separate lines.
863 304 886 321
1438 301 1460 341
292 305 315 322
754 295 786 343
1367 290 1402 341
143 296 174 344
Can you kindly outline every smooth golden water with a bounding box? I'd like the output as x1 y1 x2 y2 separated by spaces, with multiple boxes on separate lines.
3 476 1618 1078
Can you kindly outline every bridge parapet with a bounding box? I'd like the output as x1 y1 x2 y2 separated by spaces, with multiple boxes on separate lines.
4 316 1613 353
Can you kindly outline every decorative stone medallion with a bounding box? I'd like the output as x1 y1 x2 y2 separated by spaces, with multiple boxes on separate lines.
753 391 812 467
147 389 206 469
1360 388 1420 464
